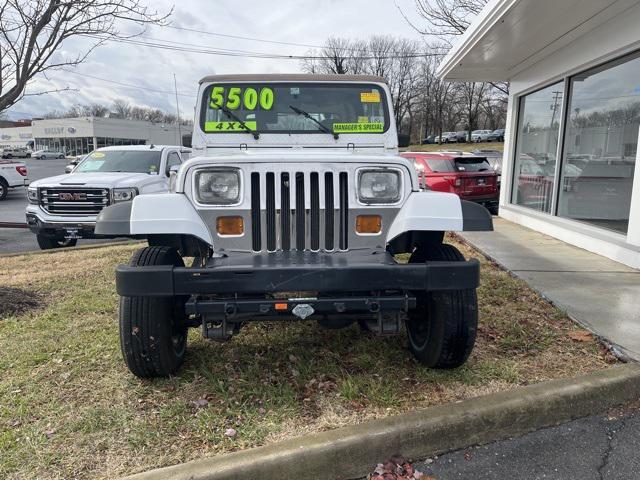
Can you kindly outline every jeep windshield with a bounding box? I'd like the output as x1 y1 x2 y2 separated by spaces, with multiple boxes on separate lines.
76 150 161 174
200 83 389 135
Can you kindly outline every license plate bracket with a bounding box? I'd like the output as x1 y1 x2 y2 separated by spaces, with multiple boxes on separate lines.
64 228 81 239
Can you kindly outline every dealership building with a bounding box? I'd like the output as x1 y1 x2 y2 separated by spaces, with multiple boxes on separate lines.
438 0 640 269
0 117 190 155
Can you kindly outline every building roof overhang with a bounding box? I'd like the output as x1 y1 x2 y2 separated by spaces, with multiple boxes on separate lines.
437 0 637 82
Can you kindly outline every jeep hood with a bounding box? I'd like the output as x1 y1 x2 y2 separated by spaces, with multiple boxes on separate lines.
30 172 155 189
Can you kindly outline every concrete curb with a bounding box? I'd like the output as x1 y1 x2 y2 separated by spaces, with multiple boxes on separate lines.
0 239 143 258
122 364 640 480
0 221 28 229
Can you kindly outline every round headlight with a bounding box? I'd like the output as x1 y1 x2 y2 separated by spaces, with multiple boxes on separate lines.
196 169 241 205
358 170 401 204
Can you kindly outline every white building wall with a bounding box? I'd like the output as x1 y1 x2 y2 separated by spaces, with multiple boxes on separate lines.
500 2 640 269
30 117 189 145
0 126 33 148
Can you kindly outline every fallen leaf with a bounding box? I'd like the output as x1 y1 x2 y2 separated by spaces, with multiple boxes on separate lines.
193 398 209 409
224 428 237 438
568 330 593 342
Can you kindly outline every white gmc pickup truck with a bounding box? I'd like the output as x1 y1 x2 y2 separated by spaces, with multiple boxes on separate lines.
26 145 187 249
0 159 29 200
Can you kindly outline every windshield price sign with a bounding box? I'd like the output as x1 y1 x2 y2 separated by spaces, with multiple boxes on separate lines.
209 86 274 111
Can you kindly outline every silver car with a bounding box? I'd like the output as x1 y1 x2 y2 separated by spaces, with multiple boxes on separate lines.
32 150 65 160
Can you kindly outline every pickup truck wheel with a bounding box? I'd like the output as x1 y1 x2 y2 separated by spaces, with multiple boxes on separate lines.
0 178 7 200
36 235 77 249
406 244 478 369
119 246 187 378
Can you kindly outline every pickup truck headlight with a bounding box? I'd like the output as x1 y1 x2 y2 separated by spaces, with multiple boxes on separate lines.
112 188 138 203
358 169 401 204
195 169 241 205
27 187 39 204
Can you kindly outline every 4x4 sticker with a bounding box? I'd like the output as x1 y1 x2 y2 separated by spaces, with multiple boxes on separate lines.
205 121 258 132
333 122 384 133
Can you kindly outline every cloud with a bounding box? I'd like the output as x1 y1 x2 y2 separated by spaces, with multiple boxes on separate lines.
6 0 422 120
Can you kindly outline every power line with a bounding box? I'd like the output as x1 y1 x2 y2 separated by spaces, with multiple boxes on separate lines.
2 16 443 59
81 32 442 60
159 24 428 55
58 69 197 98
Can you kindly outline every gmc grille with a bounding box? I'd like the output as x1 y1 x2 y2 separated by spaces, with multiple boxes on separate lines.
250 171 349 252
40 188 110 216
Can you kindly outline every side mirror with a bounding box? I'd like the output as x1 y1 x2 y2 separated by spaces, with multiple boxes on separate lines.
168 164 180 190
182 133 192 148
65 165 74 174
398 134 411 148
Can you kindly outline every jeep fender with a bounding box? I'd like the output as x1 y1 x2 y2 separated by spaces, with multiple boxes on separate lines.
386 191 493 244
95 194 214 246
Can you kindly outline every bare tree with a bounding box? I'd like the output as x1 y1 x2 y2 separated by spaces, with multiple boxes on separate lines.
409 0 488 41
458 81 488 139
111 98 131 118
0 0 171 114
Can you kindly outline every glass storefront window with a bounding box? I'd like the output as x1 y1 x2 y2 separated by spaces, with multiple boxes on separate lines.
512 82 565 213
557 53 640 234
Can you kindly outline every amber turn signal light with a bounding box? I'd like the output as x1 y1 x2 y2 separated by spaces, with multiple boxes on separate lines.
356 215 382 234
216 216 244 235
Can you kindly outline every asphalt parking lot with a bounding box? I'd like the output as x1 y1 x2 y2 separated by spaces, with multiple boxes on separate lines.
0 157 113 254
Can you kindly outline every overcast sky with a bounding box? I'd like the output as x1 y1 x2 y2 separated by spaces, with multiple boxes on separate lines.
6 0 427 120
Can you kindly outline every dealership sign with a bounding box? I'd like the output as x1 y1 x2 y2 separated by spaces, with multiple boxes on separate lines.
42 126 78 135
44 127 65 135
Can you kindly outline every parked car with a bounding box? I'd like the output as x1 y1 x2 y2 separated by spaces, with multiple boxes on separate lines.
2 147 31 159
473 149 503 174
454 131 470 143
0 159 29 200
422 135 437 145
64 154 88 173
435 132 458 143
94 73 493 378
26 145 187 250
487 129 505 142
471 130 493 143
32 149 65 160
402 151 499 214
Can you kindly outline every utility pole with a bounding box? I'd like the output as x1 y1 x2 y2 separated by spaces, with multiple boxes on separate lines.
550 90 563 128
173 73 182 146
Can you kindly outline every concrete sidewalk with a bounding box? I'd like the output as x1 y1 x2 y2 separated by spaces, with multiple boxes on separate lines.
461 218 640 361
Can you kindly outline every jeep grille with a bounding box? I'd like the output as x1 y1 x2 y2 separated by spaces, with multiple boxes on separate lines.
40 187 110 216
250 171 349 251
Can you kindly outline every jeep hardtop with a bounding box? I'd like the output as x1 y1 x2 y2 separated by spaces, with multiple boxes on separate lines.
95 74 493 378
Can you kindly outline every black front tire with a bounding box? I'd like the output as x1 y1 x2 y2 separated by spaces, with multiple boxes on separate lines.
0 178 7 200
119 246 188 378
406 244 478 369
36 234 77 249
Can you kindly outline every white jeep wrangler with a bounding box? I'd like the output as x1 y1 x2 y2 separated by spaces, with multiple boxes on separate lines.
95 74 493 378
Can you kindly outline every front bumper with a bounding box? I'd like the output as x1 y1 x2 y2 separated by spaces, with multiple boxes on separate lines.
115 249 480 297
26 209 97 239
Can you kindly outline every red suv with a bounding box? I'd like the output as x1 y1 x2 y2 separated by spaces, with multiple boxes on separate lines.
401 152 499 214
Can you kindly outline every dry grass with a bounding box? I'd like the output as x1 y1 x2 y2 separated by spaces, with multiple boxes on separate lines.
403 141 504 153
0 239 615 479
